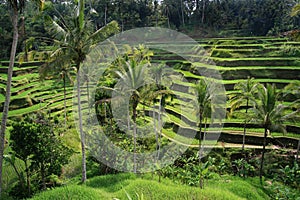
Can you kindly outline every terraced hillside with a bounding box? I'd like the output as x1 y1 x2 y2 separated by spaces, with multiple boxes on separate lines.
0 61 74 121
149 36 300 149
0 36 299 150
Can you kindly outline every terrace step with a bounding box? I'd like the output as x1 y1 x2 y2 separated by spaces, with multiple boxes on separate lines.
213 57 298 67
162 125 298 149
0 61 44 67
220 68 300 80
0 66 38 76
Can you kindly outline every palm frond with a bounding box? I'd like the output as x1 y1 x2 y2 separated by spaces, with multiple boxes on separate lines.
86 20 119 46
291 4 300 17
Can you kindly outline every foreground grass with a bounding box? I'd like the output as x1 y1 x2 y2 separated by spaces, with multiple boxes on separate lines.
28 173 270 200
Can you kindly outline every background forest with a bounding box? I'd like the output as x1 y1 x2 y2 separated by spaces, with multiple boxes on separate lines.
1 0 300 60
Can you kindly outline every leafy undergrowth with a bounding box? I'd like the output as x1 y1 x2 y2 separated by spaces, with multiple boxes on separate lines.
28 173 271 200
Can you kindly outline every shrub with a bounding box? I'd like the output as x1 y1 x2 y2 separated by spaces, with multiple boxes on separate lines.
266 182 300 200
278 44 300 57
284 30 300 41
277 162 300 189
232 158 255 178
210 49 232 58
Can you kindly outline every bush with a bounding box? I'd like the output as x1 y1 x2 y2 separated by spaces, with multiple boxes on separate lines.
277 162 300 189
284 30 300 41
210 49 232 58
266 182 300 200
278 44 300 57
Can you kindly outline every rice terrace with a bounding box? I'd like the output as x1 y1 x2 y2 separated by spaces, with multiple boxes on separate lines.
0 0 299 199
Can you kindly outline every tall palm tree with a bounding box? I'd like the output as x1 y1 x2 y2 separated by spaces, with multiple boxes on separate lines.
251 83 299 184
40 51 76 128
192 79 211 163
149 63 173 161
191 79 212 189
114 57 149 173
283 81 300 161
0 0 44 196
230 77 258 151
45 0 119 182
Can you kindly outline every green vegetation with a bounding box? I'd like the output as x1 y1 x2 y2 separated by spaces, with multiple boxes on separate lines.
0 0 300 199
1 35 299 199
28 173 275 200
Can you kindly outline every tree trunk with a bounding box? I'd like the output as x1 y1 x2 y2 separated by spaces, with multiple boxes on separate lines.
104 4 107 25
296 139 300 162
24 160 31 195
0 7 19 197
242 100 249 179
128 109 131 132
41 163 46 190
86 70 90 124
259 127 268 184
199 174 204 189
21 17 28 62
200 118 207 159
242 100 249 152
181 0 185 26
133 105 137 173
198 113 203 164
201 0 205 25
166 7 170 29
157 97 162 160
77 64 87 183
153 107 158 162
63 74 67 129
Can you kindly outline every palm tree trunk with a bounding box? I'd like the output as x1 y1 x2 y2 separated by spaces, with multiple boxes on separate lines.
0 7 18 197
133 106 137 173
242 100 249 151
153 108 158 162
181 0 185 26
200 116 205 190
128 109 131 132
201 0 205 25
296 139 300 162
259 127 268 184
41 163 46 190
25 160 31 195
200 118 207 159
104 4 107 25
157 97 162 160
166 7 170 29
63 74 67 129
242 100 249 178
198 114 203 164
76 65 87 183
86 72 90 124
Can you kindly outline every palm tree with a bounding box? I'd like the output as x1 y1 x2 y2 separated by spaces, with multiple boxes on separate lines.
191 79 211 189
251 83 299 184
114 57 149 173
0 0 44 196
149 63 173 161
40 51 76 128
192 79 211 161
230 77 258 151
45 0 119 182
291 3 300 17
283 81 300 161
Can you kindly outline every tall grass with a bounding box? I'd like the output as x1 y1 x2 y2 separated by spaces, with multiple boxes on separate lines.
28 173 270 200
